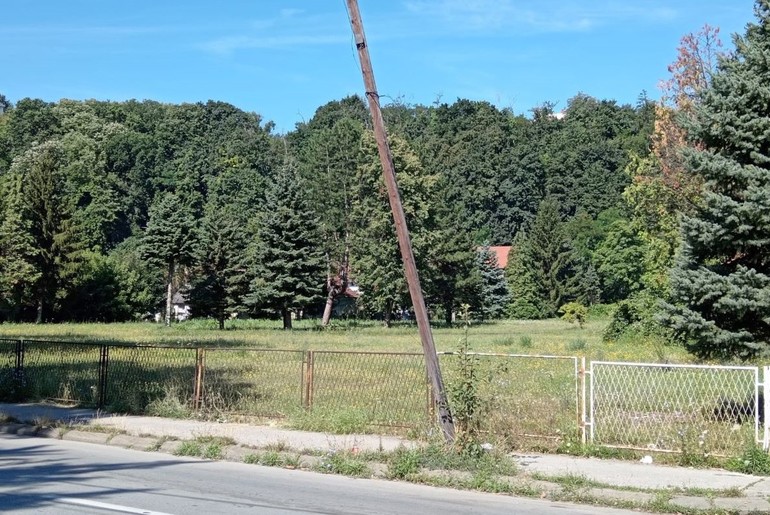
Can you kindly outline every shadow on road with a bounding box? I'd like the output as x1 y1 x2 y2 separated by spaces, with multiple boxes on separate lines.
0 435 192 512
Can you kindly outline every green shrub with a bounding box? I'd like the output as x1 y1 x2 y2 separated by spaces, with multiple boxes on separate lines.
726 443 770 475
447 311 485 455
174 441 202 457
317 451 368 477
603 292 667 342
518 335 533 348
145 386 192 418
260 451 282 466
559 302 588 328
389 448 421 479
202 443 223 460
566 339 587 352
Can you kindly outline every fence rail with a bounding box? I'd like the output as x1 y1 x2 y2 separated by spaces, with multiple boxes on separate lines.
1 338 768 454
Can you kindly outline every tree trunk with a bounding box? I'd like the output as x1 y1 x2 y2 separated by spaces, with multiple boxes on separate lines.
321 289 335 327
282 308 292 330
444 300 453 326
218 315 225 331
35 296 43 324
321 248 350 327
383 299 393 328
165 261 174 327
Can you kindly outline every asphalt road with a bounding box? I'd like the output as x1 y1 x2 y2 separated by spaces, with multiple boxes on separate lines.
0 434 639 515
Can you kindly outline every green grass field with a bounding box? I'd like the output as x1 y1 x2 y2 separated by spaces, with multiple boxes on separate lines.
7 316 755 456
0 316 695 363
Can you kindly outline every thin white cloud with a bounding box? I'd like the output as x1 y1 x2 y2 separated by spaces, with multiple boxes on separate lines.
202 34 348 54
0 25 170 37
402 0 679 33
202 9 346 55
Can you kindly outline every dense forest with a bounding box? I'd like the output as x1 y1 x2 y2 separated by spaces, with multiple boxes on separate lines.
1 1 769 360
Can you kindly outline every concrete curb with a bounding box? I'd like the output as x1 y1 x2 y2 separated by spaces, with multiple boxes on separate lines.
2 403 770 514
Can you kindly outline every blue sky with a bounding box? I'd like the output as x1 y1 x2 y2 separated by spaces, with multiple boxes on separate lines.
1 1 756 133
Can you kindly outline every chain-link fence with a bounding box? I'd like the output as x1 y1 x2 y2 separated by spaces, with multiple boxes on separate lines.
21 340 103 405
200 349 305 417
308 351 429 427
105 345 197 414
4 339 769 456
0 339 20 399
440 352 579 447
589 362 763 455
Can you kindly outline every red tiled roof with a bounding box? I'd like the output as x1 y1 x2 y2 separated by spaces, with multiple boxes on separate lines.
489 246 511 268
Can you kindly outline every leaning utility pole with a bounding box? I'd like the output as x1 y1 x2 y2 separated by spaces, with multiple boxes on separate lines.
345 0 455 443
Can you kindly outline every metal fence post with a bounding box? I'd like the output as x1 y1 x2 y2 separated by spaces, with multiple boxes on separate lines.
194 348 205 411
304 351 314 410
579 356 587 445
760 366 770 451
97 345 109 408
587 360 595 443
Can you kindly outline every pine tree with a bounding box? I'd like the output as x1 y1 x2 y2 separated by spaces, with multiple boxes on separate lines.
661 1 770 359
350 132 435 326
423 192 481 326
507 232 546 319
244 165 325 330
12 141 83 322
520 197 583 318
0 173 40 320
475 244 510 320
188 205 250 330
141 190 199 326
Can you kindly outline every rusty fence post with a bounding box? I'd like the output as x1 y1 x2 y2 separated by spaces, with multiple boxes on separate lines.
194 348 205 411
426 368 436 424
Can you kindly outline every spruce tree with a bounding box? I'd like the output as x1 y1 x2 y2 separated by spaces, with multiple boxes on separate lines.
475 244 510 320
664 0 770 359
0 173 40 320
661 1 770 359
517 197 582 318
188 205 250 330
244 165 325 330
141 190 199 326
507 232 546 319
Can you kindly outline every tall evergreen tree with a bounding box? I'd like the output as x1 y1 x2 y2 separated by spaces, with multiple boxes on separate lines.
244 165 325 330
188 205 250 330
141 190 199 326
510 198 582 318
475 244 510 320
662 1 770 359
350 132 435 326
507 232 547 319
294 115 365 326
423 195 481 326
0 173 39 320
11 141 82 322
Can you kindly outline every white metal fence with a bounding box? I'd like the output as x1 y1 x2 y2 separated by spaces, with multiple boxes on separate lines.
586 362 770 454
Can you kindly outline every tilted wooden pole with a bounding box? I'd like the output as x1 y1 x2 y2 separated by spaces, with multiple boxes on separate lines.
345 0 455 443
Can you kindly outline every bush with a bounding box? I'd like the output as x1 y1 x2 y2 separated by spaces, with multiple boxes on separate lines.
603 292 667 342
559 302 588 328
